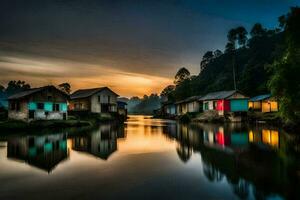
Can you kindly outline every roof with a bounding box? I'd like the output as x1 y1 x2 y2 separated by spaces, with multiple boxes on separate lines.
200 90 239 101
250 94 272 101
70 87 119 99
175 95 202 104
8 86 68 100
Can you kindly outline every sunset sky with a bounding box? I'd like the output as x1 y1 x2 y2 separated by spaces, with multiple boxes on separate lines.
0 0 298 97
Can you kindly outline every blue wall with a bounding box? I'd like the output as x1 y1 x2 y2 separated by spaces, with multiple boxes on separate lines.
230 99 248 112
28 102 67 112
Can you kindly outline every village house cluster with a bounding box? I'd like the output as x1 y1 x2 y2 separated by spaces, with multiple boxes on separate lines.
161 90 278 119
6 85 127 121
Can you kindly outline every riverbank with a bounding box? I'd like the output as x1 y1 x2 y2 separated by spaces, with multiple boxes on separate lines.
155 111 300 132
0 112 127 131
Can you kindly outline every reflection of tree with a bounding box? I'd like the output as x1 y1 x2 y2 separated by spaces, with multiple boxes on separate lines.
232 179 249 199
176 144 192 163
203 162 224 182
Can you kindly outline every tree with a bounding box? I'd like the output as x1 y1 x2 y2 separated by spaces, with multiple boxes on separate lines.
236 26 248 47
200 51 214 71
58 82 71 94
174 67 190 85
268 7 300 124
227 26 248 49
214 49 223 57
0 85 4 93
278 15 287 29
6 80 30 95
250 23 266 37
160 85 175 98
225 42 235 53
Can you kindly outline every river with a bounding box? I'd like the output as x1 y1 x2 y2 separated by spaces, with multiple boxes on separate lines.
0 115 300 200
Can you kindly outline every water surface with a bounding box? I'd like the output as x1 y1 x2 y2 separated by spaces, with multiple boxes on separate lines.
0 115 300 200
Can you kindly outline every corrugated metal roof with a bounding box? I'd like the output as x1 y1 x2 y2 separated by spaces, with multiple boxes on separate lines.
200 90 237 101
175 95 202 104
70 87 119 99
250 94 271 101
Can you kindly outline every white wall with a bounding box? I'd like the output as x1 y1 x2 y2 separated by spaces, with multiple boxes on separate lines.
91 89 118 113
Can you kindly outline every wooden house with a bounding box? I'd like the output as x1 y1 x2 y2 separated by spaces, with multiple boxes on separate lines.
161 101 177 116
176 95 202 115
69 87 118 113
8 86 68 121
200 90 248 116
248 94 278 113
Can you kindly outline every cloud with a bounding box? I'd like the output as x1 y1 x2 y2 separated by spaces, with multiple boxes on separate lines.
0 55 172 97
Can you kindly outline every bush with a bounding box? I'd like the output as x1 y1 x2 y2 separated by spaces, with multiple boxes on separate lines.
179 114 191 123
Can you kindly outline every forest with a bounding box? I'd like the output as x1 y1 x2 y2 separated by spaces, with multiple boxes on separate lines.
160 7 300 125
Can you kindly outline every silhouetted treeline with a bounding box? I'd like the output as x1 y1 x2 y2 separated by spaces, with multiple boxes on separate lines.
127 94 161 114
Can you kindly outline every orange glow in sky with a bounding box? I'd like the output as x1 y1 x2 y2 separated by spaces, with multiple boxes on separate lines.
0 56 173 97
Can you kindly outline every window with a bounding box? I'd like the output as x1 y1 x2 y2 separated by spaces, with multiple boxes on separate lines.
213 101 217 109
98 96 101 102
37 103 44 110
108 96 110 103
53 104 60 111
204 102 209 110
47 96 52 101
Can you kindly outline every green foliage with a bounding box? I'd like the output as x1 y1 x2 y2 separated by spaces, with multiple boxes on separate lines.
227 26 248 49
5 80 31 96
169 21 284 102
58 82 71 94
127 94 161 114
268 7 300 124
250 23 267 37
178 113 191 123
174 67 190 85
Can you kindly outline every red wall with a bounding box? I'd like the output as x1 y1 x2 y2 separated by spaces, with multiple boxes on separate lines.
216 100 230 111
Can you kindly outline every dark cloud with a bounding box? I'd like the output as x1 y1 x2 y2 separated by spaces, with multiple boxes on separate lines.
0 0 298 94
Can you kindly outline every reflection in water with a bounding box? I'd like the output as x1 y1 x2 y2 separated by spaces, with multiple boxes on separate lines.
163 122 300 200
71 123 124 160
1 116 300 200
7 133 68 173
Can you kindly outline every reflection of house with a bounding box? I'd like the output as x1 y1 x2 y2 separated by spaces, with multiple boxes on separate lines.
7 133 68 172
72 124 118 160
248 94 278 113
249 129 279 148
201 124 280 152
176 96 202 115
8 86 68 121
69 87 118 113
117 100 128 118
200 90 248 116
